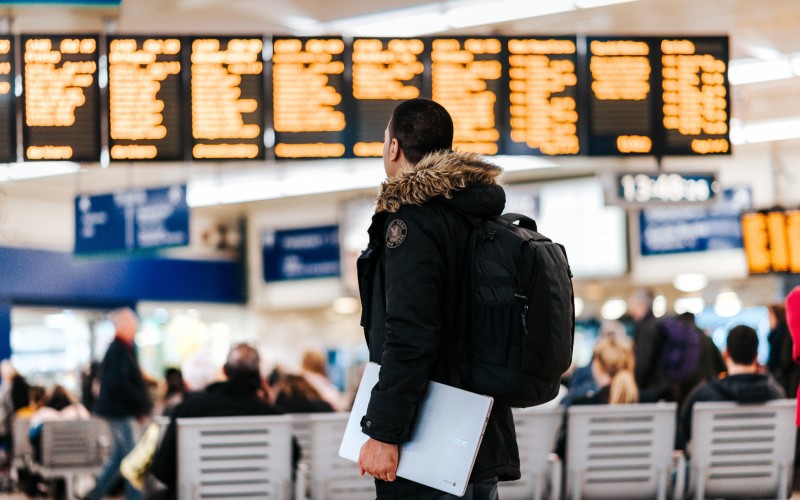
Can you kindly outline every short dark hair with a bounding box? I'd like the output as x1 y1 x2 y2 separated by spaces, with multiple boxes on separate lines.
224 344 261 390
389 98 453 165
726 325 759 365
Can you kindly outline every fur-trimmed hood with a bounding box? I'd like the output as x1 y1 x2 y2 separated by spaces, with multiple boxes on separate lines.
376 150 503 213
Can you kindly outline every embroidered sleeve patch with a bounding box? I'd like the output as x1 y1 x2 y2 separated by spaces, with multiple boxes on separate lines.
385 219 407 248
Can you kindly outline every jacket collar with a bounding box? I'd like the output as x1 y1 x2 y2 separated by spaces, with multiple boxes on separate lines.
376 150 502 213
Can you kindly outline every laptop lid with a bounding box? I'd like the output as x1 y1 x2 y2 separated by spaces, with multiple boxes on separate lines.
339 362 493 496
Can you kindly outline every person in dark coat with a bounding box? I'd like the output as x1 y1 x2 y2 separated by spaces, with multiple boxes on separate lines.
83 308 152 500
767 303 800 399
357 98 519 499
629 289 665 401
275 374 335 413
677 325 785 451
150 344 289 499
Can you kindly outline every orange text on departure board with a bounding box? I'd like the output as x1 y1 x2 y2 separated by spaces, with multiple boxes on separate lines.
352 38 424 156
589 40 652 153
109 38 180 160
24 38 96 128
741 213 771 274
787 211 800 274
509 38 579 155
0 39 11 95
432 38 501 155
661 39 729 154
192 38 262 159
273 38 345 134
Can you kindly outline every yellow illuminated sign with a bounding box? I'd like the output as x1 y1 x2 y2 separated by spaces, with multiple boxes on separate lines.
508 38 579 155
742 210 800 274
352 38 423 100
108 38 181 160
273 38 346 158
192 38 263 159
660 39 729 154
432 38 502 155
24 36 98 161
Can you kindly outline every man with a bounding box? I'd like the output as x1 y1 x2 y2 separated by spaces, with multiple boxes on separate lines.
629 289 664 401
677 325 785 450
357 98 519 499
149 344 287 498
85 308 152 500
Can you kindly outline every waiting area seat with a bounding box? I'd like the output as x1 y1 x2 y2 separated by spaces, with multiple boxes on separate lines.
565 402 680 500
499 407 563 500
293 413 374 500
36 419 105 499
177 414 294 500
686 399 796 500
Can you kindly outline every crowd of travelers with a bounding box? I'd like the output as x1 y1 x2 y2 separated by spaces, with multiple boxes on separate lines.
0 289 798 498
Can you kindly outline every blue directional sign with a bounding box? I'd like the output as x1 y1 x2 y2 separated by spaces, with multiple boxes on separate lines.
75 184 189 255
262 225 340 282
639 187 752 256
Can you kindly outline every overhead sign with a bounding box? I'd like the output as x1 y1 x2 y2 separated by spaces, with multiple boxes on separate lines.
613 172 719 207
639 186 751 256
262 225 340 282
742 208 800 274
74 185 189 254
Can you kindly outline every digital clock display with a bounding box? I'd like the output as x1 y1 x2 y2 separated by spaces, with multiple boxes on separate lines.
617 172 718 205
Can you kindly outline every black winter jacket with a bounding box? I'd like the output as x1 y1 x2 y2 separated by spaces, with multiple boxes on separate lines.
677 373 785 450
357 151 520 499
93 337 152 418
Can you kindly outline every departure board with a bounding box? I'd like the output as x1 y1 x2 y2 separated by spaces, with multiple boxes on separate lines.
107 37 183 161
22 35 100 161
431 38 504 155
350 38 425 157
659 37 730 155
272 37 347 159
191 37 264 160
0 37 15 163
742 209 800 274
586 37 657 155
505 37 580 156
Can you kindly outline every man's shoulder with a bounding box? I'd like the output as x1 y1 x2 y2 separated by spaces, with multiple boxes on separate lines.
176 390 282 419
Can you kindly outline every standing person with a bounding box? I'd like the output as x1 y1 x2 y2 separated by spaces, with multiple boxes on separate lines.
767 303 800 398
629 289 664 401
356 98 518 499
83 308 152 500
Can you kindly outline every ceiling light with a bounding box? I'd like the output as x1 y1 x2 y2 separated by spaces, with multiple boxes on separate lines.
573 0 638 7
729 119 745 145
728 58 793 86
713 291 741 318
743 117 800 144
332 6 447 37
574 297 584 318
446 0 573 29
792 56 800 76
652 295 667 318
0 161 81 183
673 273 708 293
600 297 627 320
674 297 705 315
332 296 360 315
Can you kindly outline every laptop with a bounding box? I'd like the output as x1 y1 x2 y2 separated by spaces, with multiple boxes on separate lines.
339 362 493 497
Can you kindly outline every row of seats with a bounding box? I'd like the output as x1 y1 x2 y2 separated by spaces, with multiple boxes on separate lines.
11 399 797 500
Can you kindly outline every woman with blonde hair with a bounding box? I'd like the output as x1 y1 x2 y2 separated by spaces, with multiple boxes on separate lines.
300 348 346 411
589 336 639 405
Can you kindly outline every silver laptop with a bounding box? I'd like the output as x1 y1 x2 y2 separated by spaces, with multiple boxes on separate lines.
339 362 493 497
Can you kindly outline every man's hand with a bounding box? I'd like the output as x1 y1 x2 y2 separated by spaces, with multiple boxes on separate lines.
358 438 399 482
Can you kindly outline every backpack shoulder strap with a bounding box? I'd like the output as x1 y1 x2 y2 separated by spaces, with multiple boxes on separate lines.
497 213 537 231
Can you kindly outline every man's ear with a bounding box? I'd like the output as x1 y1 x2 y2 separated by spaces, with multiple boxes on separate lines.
389 138 401 162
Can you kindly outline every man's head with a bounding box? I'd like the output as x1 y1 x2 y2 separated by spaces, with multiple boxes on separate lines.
724 325 759 370
223 344 262 390
110 308 138 343
628 289 654 322
383 98 453 178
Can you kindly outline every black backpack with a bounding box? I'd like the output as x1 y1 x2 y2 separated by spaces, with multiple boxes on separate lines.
467 213 575 407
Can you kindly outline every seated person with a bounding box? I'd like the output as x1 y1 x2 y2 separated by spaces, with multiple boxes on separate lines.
275 373 335 413
150 344 295 499
28 385 91 462
562 320 629 406
677 325 785 451
556 336 638 457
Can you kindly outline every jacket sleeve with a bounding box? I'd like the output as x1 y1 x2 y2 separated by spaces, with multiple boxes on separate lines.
362 207 444 444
